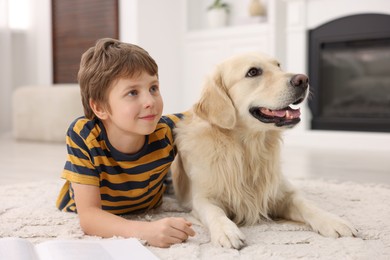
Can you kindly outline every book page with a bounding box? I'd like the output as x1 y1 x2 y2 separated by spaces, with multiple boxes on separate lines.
0 237 39 260
35 238 159 260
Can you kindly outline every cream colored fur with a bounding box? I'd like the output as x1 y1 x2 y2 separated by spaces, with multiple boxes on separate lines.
172 53 357 249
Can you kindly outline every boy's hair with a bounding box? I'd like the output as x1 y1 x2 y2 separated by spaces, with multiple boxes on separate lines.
78 38 158 119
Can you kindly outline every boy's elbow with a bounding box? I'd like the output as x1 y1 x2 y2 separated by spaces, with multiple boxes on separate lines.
78 213 94 235
77 208 100 236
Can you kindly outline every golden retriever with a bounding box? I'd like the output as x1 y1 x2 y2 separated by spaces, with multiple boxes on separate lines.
171 52 357 249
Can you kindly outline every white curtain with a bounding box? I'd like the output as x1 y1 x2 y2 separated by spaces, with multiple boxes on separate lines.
0 0 12 133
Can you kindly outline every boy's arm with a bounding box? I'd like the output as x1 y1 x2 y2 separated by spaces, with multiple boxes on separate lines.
72 183 195 248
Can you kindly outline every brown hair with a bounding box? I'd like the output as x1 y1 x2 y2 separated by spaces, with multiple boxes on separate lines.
78 38 158 119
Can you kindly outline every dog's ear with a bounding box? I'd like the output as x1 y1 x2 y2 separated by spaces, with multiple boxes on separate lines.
194 69 236 129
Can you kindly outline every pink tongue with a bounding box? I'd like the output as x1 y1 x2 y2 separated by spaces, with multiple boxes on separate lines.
260 107 301 118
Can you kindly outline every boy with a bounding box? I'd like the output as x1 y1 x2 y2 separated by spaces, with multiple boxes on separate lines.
56 38 195 248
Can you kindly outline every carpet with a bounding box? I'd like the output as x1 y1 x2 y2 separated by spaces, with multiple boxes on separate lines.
0 179 389 259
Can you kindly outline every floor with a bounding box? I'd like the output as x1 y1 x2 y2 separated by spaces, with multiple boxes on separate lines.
0 133 66 185
281 145 390 184
0 133 389 186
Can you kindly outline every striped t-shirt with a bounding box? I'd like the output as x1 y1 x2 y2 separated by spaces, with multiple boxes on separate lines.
56 114 183 215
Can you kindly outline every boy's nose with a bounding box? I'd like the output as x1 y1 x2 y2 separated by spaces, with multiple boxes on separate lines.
143 93 156 108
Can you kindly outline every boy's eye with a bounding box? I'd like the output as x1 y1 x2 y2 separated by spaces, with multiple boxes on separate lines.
150 85 159 93
128 90 138 96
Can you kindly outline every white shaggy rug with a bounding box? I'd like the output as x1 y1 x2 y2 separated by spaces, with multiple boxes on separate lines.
0 179 389 259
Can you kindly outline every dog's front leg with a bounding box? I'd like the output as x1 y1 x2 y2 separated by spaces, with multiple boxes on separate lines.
192 197 246 249
278 188 357 238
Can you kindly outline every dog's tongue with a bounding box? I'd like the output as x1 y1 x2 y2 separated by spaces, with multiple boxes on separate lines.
260 107 301 119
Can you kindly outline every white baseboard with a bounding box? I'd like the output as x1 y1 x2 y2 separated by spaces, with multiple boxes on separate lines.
283 129 390 151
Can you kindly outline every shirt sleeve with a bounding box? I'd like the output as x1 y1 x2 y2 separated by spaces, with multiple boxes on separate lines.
61 121 100 186
159 113 188 143
160 113 185 130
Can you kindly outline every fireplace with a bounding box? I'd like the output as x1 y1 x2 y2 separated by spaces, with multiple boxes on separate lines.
308 13 390 132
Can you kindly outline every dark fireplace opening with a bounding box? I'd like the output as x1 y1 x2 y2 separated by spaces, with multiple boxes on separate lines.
308 13 390 132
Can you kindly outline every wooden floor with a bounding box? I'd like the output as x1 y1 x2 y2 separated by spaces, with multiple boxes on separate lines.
0 133 389 186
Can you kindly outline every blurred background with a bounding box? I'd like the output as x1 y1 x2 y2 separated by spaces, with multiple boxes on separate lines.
1 0 390 152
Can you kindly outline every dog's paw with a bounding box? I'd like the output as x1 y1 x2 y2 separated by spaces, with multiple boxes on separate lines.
210 216 246 249
310 213 358 238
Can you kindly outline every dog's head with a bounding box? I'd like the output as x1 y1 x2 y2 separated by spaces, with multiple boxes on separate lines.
195 52 309 130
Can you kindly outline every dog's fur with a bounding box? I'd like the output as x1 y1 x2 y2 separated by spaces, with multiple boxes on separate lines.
171 52 357 249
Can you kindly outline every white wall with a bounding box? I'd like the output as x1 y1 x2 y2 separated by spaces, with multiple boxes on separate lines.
0 0 12 134
11 0 52 88
0 0 52 134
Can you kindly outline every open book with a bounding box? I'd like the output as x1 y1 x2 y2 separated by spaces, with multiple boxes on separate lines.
0 237 159 260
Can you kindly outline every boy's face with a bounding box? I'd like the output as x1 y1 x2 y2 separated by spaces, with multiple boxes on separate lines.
103 72 163 137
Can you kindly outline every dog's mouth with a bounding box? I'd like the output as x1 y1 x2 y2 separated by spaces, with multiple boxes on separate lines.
249 98 304 127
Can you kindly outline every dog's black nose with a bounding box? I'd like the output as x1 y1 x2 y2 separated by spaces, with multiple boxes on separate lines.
290 74 309 90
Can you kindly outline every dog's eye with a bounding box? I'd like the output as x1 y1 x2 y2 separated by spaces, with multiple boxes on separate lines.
246 67 262 78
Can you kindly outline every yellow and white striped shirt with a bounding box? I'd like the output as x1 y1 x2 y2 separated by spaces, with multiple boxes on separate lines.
56 114 183 215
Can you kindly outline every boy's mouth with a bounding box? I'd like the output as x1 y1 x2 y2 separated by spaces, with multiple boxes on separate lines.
140 114 157 120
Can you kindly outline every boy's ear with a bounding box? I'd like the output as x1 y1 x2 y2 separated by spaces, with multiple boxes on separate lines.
89 99 108 120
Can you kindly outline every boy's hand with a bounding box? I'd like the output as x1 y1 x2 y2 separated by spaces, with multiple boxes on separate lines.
142 217 195 248
72 182 194 248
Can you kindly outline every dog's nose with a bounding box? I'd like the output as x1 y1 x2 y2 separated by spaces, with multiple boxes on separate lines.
290 74 309 90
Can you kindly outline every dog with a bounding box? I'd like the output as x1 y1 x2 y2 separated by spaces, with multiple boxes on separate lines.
171 52 357 249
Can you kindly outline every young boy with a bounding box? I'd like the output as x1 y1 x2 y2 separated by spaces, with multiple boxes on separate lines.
56 38 195 248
